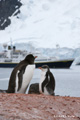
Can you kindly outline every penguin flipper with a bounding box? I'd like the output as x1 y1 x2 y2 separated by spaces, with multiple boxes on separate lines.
17 69 24 91
49 72 55 91
17 65 29 93
7 68 17 93
41 71 50 92
46 71 55 96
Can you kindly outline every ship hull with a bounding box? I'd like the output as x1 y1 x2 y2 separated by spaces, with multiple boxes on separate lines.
35 60 73 68
76 63 80 65
0 59 74 68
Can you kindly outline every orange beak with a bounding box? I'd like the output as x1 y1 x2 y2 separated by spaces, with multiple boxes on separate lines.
35 56 37 58
38 67 42 69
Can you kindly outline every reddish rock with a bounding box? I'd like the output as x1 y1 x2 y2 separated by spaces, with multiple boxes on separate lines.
0 94 80 120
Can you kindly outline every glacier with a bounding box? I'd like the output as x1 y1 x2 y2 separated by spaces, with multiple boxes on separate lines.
0 0 80 61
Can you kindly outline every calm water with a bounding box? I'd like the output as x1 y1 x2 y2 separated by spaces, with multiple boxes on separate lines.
0 65 80 97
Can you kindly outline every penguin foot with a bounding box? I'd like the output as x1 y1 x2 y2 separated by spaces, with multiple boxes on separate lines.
51 92 55 96
0 89 7 93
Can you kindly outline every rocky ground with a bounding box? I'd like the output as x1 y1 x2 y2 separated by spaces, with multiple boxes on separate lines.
0 93 80 120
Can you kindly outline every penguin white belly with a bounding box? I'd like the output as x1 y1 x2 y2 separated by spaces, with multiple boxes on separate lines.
39 71 50 95
16 65 35 93
44 87 50 95
39 78 50 95
39 71 46 94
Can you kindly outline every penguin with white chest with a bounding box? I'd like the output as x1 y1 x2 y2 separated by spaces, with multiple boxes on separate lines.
7 54 37 93
39 65 55 95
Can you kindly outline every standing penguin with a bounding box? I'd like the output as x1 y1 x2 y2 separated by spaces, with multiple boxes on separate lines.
7 54 37 93
39 65 55 95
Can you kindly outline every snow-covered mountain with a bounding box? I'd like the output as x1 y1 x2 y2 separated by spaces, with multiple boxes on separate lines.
0 0 80 48
0 0 80 60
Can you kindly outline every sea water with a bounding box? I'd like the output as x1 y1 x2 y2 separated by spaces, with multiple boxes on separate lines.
0 65 80 97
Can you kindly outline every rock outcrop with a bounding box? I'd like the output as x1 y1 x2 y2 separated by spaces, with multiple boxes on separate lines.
0 0 22 30
0 94 80 120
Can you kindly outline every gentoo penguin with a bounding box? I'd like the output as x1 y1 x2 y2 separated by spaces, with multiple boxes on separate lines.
28 83 40 94
39 65 55 95
7 54 37 93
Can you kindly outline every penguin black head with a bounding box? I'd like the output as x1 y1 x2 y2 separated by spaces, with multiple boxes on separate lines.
24 54 37 64
38 65 50 72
